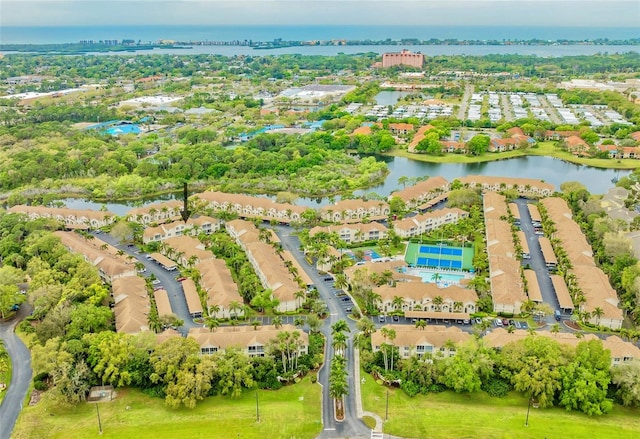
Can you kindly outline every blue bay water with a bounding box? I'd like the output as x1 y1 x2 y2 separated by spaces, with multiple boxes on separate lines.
1 25 638 45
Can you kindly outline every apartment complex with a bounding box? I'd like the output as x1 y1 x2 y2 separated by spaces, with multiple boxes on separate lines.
309 222 388 244
142 216 221 244
320 199 390 223
225 219 301 312
8 205 116 229
392 207 468 238
188 325 308 357
540 197 624 329
390 176 450 210
194 191 307 224
382 49 425 68
483 192 527 314
372 325 470 359
459 175 555 197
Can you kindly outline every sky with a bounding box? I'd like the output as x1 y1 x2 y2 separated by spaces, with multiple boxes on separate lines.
1 0 639 27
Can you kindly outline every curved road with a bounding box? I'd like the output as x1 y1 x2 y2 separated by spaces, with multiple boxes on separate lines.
0 306 32 439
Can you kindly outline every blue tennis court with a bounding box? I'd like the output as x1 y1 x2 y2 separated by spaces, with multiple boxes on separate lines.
416 257 462 269
419 245 462 256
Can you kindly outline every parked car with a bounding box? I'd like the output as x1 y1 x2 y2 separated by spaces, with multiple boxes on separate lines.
495 318 503 327
324 277 333 282
463 319 470 325
520 322 529 330
475 317 483 325
502 318 510 326
341 297 351 302
176 277 187 282
345 308 353 313
392 315 399 322
508 319 515 327
151 279 161 285
514 321 522 329
378 315 386 323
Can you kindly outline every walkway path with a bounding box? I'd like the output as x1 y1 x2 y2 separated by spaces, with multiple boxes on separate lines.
0 305 32 439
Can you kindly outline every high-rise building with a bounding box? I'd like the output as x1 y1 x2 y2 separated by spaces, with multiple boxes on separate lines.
382 49 424 68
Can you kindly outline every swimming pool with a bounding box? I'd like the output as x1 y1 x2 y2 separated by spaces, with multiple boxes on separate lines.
402 267 470 285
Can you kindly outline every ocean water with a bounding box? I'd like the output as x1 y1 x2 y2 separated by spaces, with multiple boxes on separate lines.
1 25 638 45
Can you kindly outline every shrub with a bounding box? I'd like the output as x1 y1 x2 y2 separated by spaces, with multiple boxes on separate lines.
400 380 421 397
18 320 35 334
33 380 47 391
481 377 511 398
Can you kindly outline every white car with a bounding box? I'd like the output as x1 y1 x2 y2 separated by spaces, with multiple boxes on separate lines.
151 279 161 285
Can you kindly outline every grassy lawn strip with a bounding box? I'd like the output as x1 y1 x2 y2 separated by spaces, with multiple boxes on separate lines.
387 142 640 170
13 377 321 439
361 371 640 439
0 352 10 404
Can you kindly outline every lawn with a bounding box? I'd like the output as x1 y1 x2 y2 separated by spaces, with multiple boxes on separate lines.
388 142 640 170
12 377 322 439
361 371 640 439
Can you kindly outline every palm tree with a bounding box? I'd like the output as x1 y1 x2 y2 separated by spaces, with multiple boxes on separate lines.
431 272 443 284
251 319 261 331
433 296 444 312
334 273 349 291
332 332 348 356
294 290 306 309
294 317 305 329
272 316 283 329
415 319 427 330
229 300 242 320
550 323 560 336
592 307 604 326
392 295 405 312
331 320 350 335
453 301 463 313
356 317 376 336
204 317 219 332
208 304 220 317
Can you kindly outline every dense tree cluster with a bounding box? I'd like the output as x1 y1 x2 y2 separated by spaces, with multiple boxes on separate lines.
360 331 634 415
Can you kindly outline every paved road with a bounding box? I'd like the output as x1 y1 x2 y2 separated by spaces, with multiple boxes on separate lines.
274 227 371 439
538 95 563 125
515 199 559 327
0 305 32 439
456 83 474 121
91 232 198 335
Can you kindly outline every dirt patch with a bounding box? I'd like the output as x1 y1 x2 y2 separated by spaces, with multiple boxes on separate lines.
564 320 580 331
29 390 42 406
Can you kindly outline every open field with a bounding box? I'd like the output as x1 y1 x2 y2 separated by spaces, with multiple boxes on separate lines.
361 372 640 439
389 142 640 170
12 377 322 439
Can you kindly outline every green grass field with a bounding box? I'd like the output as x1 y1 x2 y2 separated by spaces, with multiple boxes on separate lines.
389 142 640 170
361 373 640 439
13 377 322 439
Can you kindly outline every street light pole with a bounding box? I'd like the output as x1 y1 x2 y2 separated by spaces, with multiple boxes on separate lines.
256 390 260 423
525 394 532 427
96 403 103 435
385 389 389 421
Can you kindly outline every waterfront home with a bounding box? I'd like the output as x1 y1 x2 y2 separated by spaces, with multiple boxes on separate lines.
8 205 116 229
162 235 214 267
459 175 554 197
320 199 390 223
390 176 450 210
126 200 183 225
194 191 307 224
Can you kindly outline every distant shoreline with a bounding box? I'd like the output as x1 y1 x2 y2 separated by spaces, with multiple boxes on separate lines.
2 36 638 54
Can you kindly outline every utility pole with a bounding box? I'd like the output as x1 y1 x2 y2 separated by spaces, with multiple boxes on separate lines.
525 394 532 427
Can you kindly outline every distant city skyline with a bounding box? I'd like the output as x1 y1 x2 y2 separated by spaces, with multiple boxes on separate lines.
2 1 639 28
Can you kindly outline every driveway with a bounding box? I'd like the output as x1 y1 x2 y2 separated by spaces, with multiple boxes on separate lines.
91 232 198 335
0 305 32 439
515 199 559 327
